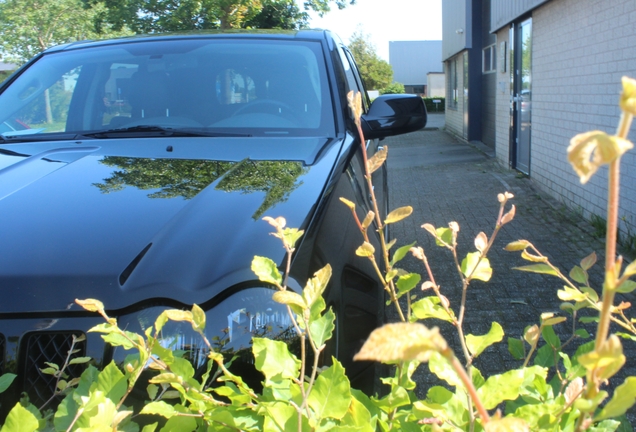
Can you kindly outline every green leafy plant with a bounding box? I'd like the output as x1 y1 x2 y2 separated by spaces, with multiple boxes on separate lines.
3 79 636 432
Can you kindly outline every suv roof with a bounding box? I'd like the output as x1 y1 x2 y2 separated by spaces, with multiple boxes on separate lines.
44 29 336 54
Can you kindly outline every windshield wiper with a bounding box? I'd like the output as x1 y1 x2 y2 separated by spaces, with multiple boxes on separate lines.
83 125 251 138
0 132 89 143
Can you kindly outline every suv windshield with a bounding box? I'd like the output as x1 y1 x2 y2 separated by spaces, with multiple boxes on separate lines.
0 38 335 139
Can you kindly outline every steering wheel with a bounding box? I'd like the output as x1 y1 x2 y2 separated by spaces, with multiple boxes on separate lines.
231 99 300 123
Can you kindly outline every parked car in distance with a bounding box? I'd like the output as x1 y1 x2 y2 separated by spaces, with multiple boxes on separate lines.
0 30 426 410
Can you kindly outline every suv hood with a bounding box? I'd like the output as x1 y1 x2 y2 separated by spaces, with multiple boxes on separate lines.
0 137 341 314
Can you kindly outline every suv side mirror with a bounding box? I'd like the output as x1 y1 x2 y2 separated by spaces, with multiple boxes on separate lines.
360 94 427 139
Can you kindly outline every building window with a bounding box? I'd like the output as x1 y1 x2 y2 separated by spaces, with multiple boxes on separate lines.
447 59 458 109
483 45 496 73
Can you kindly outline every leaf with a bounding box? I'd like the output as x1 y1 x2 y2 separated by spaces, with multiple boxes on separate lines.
361 211 375 229
140 401 176 418
465 322 504 358
391 242 416 266
353 323 448 363
280 227 304 250
0 374 16 394
581 286 599 302
422 224 454 247
534 345 555 367
428 352 461 387
307 359 352 421
569 266 588 284
260 401 299 432
508 338 525 360
356 242 375 257
411 296 454 323
161 415 197 432
501 204 516 225
146 384 159 401
541 315 567 327
339 392 374 430
617 279 636 294
558 286 588 302
75 298 105 313
396 273 421 298
596 380 636 424
0 403 40 432
272 291 306 311
95 361 128 402
581 251 597 270
384 269 398 282
575 328 590 339
474 232 488 252
251 256 282 286
191 304 206 332
253 338 301 382
339 197 355 210
367 146 388 174
524 325 540 346
461 252 492 282
303 264 332 307
578 335 625 381
69 357 91 365
505 240 530 251
385 206 413 224
141 423 158 432
541 326 561 352
521 249 548 262
309 309 336 347
514 264 559 276
623 259 636 278
477 369 525 409
101 331 136 350
484 417 529 432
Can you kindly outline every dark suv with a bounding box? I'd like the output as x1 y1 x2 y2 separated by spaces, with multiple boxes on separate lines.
0 30 425 406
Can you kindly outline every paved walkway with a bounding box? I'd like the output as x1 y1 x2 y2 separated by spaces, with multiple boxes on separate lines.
383 120 636 416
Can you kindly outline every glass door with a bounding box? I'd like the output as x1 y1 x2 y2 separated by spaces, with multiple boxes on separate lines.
512 18 532 174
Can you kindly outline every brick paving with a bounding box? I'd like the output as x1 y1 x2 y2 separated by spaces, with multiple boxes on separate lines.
383 125 636 420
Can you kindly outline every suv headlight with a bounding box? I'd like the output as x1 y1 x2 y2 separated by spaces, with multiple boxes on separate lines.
112 287 295 368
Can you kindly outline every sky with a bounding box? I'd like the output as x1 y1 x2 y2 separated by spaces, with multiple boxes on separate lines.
306 0 443 60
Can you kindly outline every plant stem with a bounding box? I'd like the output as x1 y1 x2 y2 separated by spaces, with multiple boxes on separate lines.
355 121 406 322
446 354 490 424
595 111 632 349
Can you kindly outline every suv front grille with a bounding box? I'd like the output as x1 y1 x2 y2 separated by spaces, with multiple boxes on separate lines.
19 332 87 407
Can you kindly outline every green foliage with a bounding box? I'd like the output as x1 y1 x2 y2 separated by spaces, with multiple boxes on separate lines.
0 0 132 64
244 0 309 29
347 31 393 91
422 97 445 112
380 82 405 95
89 0 344 34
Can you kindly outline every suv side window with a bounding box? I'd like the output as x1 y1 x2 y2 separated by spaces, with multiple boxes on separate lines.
337 46 367 113
343 48 370 112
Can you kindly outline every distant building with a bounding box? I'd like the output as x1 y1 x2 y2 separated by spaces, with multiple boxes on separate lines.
427 72 445 98
389 41 444 96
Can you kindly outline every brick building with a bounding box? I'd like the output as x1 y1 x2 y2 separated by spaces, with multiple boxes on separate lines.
442 0 636 232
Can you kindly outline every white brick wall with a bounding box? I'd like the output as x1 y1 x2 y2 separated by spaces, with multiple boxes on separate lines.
445 53 466 139
496 0 636 230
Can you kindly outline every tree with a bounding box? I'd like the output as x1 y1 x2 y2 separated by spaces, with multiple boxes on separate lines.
92 0 345 34
380 82 405 95
0 0 132 65
347 30 393 91
244 0 309 30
